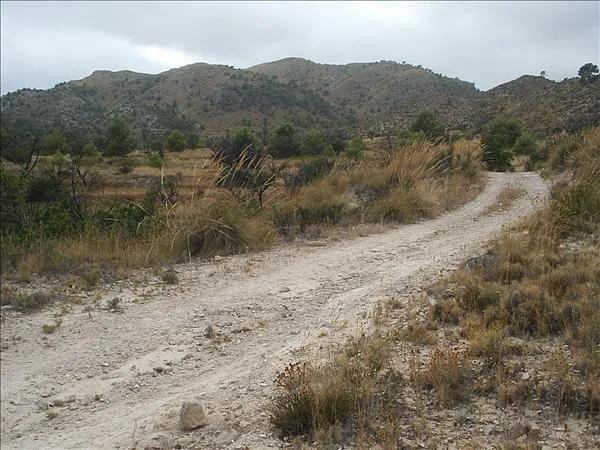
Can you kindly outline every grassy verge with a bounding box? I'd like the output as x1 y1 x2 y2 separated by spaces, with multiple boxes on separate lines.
268 127 600 447
1 138 483 282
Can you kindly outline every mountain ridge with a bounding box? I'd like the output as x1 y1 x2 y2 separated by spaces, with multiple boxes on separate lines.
1 57 598 148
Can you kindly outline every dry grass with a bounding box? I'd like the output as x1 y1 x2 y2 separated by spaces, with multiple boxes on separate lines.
0 289 61 312
266 129 599 448
3 138 484 283
413 349 471 407
484 185 525 214
270 334 403 442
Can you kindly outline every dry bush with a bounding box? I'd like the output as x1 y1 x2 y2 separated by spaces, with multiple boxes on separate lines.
159 269 178 284
414 349 471 407
165 193 277 260
451 138 484 178
485 185 525 214
270 335 403 442
401 319 438 345
2 290 60 312
366 183 441 222
466 321 508 366
429 298 464 325
452 270 501 312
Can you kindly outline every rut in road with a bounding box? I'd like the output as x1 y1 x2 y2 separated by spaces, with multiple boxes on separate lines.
0 171 549 449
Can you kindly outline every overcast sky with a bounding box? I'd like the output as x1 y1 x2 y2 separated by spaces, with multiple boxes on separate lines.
1 1 598 94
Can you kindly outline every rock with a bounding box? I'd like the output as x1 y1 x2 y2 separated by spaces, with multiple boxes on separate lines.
213 255 223 262
279 287 291 293
179 402 208 431
213 429 239 446
153 366 165 374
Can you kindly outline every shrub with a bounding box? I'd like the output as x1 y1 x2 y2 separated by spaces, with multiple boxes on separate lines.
410 110 445 139
481 118 522 171
147 153 163 168
512 132 539 158
166 130 187 152
270 335 399 439
301 129 333 155
105 117 134 156
345 137 365 160
269 122 300 158
283 157 334 192
414 349 470 406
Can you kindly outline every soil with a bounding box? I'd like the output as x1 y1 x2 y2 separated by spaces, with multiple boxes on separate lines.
1 171 551 449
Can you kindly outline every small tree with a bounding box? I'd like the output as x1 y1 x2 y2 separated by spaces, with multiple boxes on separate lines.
43 129 67 155
481 118 522 171
345 137 365 160
212 128 278 205
540 70 546 78
82 141 98 156
105 118 133 156
301 129 333 155
269 123 300 158
578 63 599 84
186 132 200 149
410 110 445 139
166 130 187 152
512 133 538 158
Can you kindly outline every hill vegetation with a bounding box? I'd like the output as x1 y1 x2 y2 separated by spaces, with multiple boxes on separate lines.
268 127 600 447
2 59 598 162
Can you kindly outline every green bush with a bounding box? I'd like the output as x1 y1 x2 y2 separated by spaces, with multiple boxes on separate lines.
167 130 187 152
512 132 539 158
269 122 300 158
345 137 365 160
148 153 163 168
283 157 334 191
482 118 522 171
410 110 445 139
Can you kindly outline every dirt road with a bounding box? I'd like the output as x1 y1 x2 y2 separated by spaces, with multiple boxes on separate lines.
0 171 549 449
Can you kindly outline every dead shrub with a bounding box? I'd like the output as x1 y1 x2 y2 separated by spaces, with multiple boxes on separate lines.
401 320 438 345
467 322 509 366
414 349 470 407
270 335 402 441
429 298 465 325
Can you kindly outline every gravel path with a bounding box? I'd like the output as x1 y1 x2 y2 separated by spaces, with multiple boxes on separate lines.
0 171 549 449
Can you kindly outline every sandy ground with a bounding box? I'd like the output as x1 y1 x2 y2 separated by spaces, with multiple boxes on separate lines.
0 171 549 449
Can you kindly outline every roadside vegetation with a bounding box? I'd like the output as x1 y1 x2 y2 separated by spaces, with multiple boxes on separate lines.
1 112 485 284
269 127 600 447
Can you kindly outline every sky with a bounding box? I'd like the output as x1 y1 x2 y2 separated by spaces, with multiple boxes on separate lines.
1 1 599 94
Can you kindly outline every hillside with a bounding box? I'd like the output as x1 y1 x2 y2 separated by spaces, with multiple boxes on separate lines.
480 75 600 134
249 58 481 131
1 58 598 150
0 63 337 145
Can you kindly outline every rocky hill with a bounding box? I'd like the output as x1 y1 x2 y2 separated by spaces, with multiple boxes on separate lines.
480 75 600 134
0 63 337 145
249 58 481 132
1 58 598 149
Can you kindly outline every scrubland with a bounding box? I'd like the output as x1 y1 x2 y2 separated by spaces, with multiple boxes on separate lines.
1 137 483 286
268 128 600 448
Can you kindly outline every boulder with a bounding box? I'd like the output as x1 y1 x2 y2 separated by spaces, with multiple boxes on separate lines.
179 402 208 431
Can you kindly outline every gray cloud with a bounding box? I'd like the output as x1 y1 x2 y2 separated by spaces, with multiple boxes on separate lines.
1 1 598 94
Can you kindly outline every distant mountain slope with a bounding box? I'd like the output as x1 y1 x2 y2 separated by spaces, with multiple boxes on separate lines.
480 75 600 134
0 63 337 144
249 58 481 131
1 58 598 149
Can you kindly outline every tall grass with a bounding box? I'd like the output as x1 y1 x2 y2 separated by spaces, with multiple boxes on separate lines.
2 138 484 280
